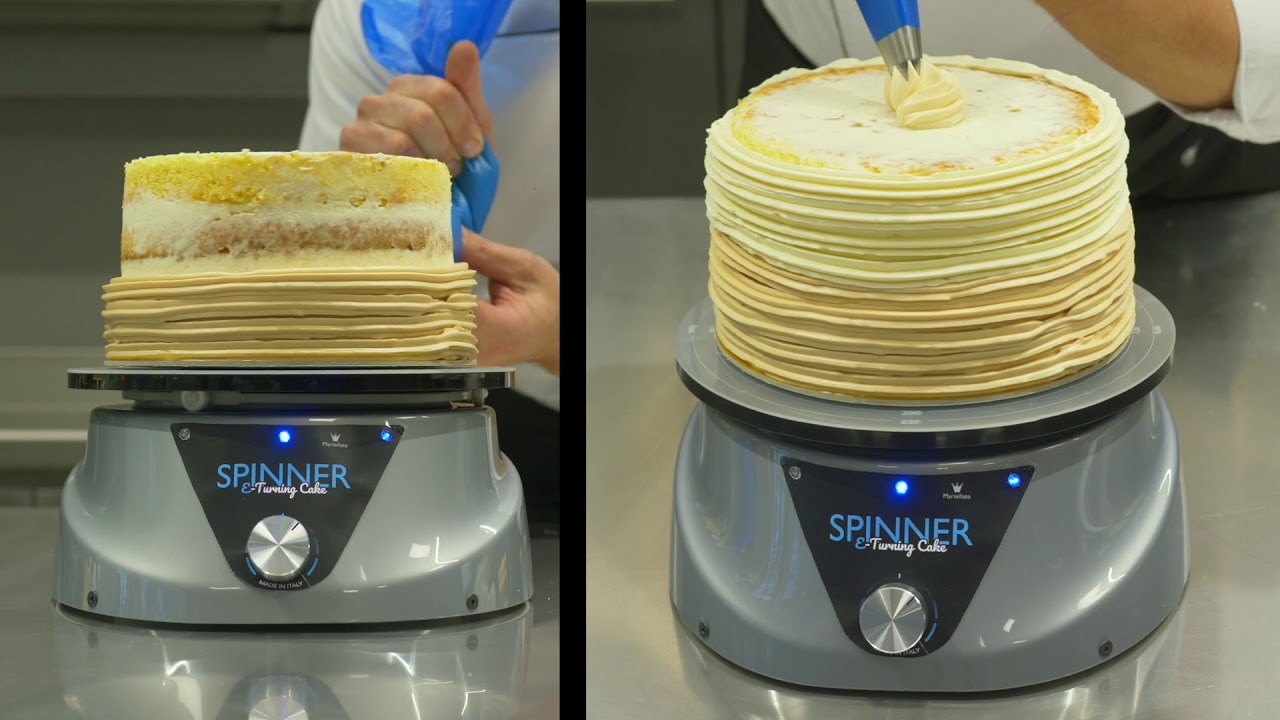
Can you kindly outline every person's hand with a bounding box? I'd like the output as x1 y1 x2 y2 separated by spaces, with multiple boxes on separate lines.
339 41 494 176
462 229 560 375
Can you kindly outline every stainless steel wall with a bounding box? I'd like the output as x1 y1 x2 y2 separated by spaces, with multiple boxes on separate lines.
0 15 313 504
586 0 746 197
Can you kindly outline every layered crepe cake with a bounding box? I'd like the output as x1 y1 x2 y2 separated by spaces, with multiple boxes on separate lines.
102 151 477 364
705 55 1135 402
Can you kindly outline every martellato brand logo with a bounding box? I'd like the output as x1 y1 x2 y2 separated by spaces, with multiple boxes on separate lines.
216 462 351 497
828 513 973 556
323 433 349 449
944 482 972 500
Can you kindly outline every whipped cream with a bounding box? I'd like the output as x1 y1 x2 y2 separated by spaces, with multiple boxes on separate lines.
884 57 967 129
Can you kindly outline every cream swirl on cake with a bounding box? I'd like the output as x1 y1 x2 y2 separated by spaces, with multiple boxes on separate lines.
884 58 967 129
704 55 1134 402
104 151 476 365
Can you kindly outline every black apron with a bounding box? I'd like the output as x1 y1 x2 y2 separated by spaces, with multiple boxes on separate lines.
741 0 1280 203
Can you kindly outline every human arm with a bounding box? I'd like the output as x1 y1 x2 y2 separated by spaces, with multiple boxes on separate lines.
339 41 494 177
1036 0 1238 111
300 0 559 375
461 230 560 375
1037 0 1280 143
299 0 493 168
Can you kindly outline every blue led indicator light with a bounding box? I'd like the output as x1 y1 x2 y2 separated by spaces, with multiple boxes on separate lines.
380 429 394 442
894 480 909 495
277 430 292 444
1007 473 1023 488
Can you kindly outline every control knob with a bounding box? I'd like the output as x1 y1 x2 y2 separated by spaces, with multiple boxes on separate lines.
249 695 308 720
246 515 311 582
858 583 928 655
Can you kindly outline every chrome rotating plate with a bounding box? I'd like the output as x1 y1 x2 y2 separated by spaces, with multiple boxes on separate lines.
67 366 512 394
674 284 1176 449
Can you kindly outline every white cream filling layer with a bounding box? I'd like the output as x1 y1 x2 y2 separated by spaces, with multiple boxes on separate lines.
123 194 451 258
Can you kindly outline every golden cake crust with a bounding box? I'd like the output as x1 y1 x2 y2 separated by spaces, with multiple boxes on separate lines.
123 150 449 206
732 57 1104 176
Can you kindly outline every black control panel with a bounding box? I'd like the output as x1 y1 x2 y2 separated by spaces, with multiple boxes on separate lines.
173 423 402 591
783 457 1033 655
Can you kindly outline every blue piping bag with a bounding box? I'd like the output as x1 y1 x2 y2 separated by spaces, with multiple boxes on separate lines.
855 0 922 77
362 0 511 260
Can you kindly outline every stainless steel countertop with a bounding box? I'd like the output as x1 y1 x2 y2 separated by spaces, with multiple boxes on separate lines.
0 508 560 719
586 194 1280 718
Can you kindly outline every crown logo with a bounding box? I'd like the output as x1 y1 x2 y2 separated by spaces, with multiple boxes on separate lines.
951 482 964 493
330 433 342 442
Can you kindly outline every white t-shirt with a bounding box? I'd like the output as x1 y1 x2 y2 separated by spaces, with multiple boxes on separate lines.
300 0 561 411
762 0 1280 144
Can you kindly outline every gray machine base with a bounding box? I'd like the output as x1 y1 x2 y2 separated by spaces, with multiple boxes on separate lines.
52 603 531 718
54 404 533 624
671 392 1189 692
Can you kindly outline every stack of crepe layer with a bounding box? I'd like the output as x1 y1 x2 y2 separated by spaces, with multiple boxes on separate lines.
711 216 1134 400
705 56 1136 402
103 265 477 364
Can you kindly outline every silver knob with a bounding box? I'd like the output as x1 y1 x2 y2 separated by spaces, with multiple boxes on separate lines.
859 583 928 655
246 515 311 582
249 694 308 720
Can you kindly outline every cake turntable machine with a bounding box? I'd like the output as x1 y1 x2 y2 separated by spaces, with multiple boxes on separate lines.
670 285 1188 692
53 366 533 625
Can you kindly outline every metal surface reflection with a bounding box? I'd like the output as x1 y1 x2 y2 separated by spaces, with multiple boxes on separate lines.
674 602 1186 720
52 603 531 719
